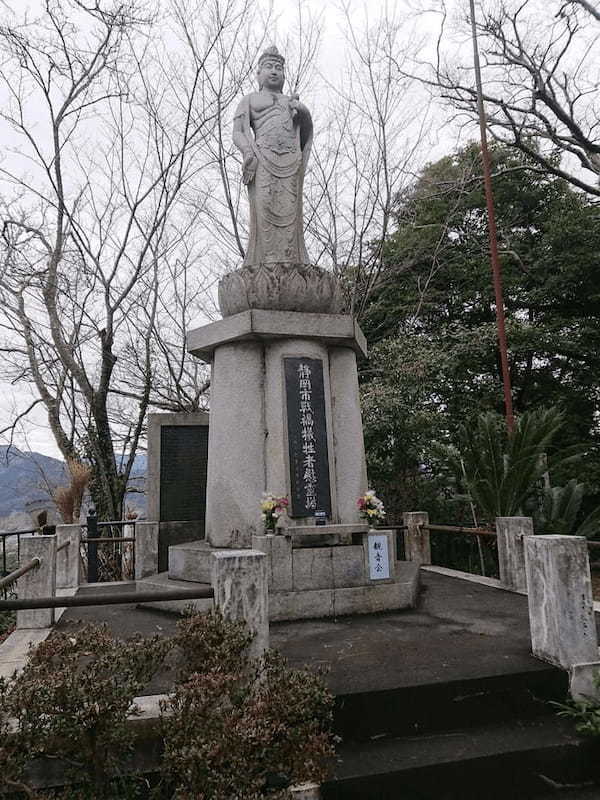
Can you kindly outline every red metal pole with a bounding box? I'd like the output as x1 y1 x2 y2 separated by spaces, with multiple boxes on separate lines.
469 0 515 433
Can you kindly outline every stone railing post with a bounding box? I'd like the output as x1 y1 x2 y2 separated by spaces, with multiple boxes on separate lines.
56 524 82 589
403 512 430 565
134 521 159 580
496 516 534 592
524 535 598 670
17 534 57 629
211 550 268 660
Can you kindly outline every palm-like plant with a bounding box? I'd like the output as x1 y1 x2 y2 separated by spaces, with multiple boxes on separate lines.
446 407 583 525
534 478 600 538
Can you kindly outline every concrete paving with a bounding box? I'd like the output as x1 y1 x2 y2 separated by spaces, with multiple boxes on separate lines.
49 570 583 697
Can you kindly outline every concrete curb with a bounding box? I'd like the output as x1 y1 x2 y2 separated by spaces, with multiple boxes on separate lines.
420 564 527 594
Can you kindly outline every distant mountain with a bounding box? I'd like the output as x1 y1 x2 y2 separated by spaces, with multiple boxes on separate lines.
0 446 67 518
0 446 147 525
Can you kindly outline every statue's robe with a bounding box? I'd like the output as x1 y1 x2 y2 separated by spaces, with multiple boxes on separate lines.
236 94 313 266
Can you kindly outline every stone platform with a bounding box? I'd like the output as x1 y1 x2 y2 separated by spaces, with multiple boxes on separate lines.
148 525 419 621
49 571 600 797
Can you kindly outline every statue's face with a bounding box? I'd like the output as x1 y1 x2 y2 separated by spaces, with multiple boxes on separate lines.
257 58 285 91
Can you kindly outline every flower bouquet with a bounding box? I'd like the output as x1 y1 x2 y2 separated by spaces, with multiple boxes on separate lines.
357 490 386 526
260 493 289 533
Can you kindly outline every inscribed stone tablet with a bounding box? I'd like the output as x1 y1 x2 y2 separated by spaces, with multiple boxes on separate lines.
368 533 390 580
284 357 332 518
160 425 209 522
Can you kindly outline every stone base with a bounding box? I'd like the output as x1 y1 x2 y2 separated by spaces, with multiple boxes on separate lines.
168 540 214 582
162 527 419 622
269 562 420 622
253 527 419 621
218 263 343 317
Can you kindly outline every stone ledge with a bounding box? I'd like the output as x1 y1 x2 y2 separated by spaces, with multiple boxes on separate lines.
137 572 214 615
187 309 367 362
168 540 213 583
283 523 369 548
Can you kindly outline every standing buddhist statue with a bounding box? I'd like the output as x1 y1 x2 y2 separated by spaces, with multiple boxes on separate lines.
233 45 313 266
219 45 342 317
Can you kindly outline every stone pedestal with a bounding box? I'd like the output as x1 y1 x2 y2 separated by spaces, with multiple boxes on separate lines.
497 516 533 592
135 522 160 580
187 309 368 549
524 535 598 669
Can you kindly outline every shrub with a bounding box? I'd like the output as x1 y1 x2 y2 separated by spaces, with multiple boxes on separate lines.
2 625 169 798
0 613 336 799
160 658 334 800
556 672 600 737
160 612 335 799
172 608 252 682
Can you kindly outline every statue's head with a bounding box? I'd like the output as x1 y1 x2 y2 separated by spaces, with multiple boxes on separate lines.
257 45 285 91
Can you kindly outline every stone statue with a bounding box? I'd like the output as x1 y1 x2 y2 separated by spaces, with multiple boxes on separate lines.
232 45 313 266
219 46 342 317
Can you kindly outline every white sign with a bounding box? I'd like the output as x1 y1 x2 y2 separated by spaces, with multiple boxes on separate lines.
368 533 390 580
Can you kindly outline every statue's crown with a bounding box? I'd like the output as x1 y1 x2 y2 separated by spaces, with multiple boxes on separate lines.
258 45 285 67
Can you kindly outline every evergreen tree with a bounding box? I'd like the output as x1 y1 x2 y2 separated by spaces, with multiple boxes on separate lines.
360 143 600 525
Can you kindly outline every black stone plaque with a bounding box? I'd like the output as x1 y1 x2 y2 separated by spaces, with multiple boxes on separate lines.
159 425 209 523
284 357 331 518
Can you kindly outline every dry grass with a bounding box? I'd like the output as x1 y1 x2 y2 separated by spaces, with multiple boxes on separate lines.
54 459 92 523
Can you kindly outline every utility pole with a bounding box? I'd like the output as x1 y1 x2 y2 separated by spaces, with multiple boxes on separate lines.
469 0 515 433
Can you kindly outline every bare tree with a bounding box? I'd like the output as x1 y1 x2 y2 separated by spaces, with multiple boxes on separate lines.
431 0 600 196
304 2 432 319
0 0 257 517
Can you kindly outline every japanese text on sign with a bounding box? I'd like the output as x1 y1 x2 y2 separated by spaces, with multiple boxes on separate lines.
368 533 390 580
298 363 317 510
284 357 331 518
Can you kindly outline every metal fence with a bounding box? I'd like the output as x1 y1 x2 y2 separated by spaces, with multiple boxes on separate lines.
81 511 137 583
1 513 138 595
1 528 38 599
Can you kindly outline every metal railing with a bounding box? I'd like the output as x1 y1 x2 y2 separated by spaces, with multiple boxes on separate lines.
0 556 41 594
1 529 39 598
81 511 137 583
0 586 213 611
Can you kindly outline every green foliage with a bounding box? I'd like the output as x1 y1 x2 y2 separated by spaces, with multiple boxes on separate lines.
0 613 335 799
556 672 600 738
445 407 567 523
359 141 600 527
444 407 600 532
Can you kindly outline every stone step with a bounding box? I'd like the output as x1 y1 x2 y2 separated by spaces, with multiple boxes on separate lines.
333 666 568 742
322 716 600 800
136 572 213 615
168 540 213 583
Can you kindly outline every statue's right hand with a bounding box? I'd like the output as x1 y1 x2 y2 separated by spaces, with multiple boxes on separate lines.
242 152 258 185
